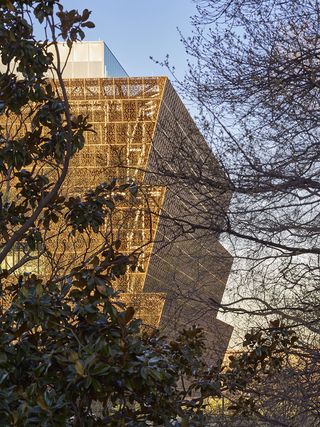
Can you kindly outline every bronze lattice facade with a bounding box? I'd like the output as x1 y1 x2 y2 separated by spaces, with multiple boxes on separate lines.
59 76 233 360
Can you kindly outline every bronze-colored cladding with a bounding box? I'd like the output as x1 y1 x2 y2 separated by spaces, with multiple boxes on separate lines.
62 77 233 357
143 79 233 359
2 76 233 354
58 77 168 328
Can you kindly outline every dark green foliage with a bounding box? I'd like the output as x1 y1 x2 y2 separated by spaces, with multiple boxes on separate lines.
65 183 118 234
0 251 211 426
223 322 299 416
0 0 96 266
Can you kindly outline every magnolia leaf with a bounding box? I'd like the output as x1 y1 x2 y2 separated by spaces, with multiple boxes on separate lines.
36 395 51 413
75 360 85 377
2 0 15 11
119 306 135 325
0 353 7 364
96 283 108 295
69 351 79 363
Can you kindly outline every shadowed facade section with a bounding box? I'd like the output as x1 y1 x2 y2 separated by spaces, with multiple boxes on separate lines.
144 80 233 360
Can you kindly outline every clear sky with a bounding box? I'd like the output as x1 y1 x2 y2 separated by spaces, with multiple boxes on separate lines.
61 0 198 79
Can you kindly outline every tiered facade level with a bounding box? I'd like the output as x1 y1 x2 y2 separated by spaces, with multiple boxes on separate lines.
59 76 233 359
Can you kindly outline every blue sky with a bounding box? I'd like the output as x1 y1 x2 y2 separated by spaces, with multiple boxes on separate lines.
61 0 198 79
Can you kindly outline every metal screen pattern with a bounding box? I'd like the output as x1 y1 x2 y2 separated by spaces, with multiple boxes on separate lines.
1 76 233 354
56 77 168 327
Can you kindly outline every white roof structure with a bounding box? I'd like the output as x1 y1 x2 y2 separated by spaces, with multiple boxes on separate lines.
0 41 128 79
48 41 128 78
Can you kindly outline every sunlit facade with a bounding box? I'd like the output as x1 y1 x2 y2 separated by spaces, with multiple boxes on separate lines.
60 73 233 359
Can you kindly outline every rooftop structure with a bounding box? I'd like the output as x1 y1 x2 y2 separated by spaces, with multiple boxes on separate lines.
0 41 128 79
48 41 128 78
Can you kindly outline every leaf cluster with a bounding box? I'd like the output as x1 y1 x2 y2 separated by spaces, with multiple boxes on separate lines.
222 321 299 416
0 248 212 426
